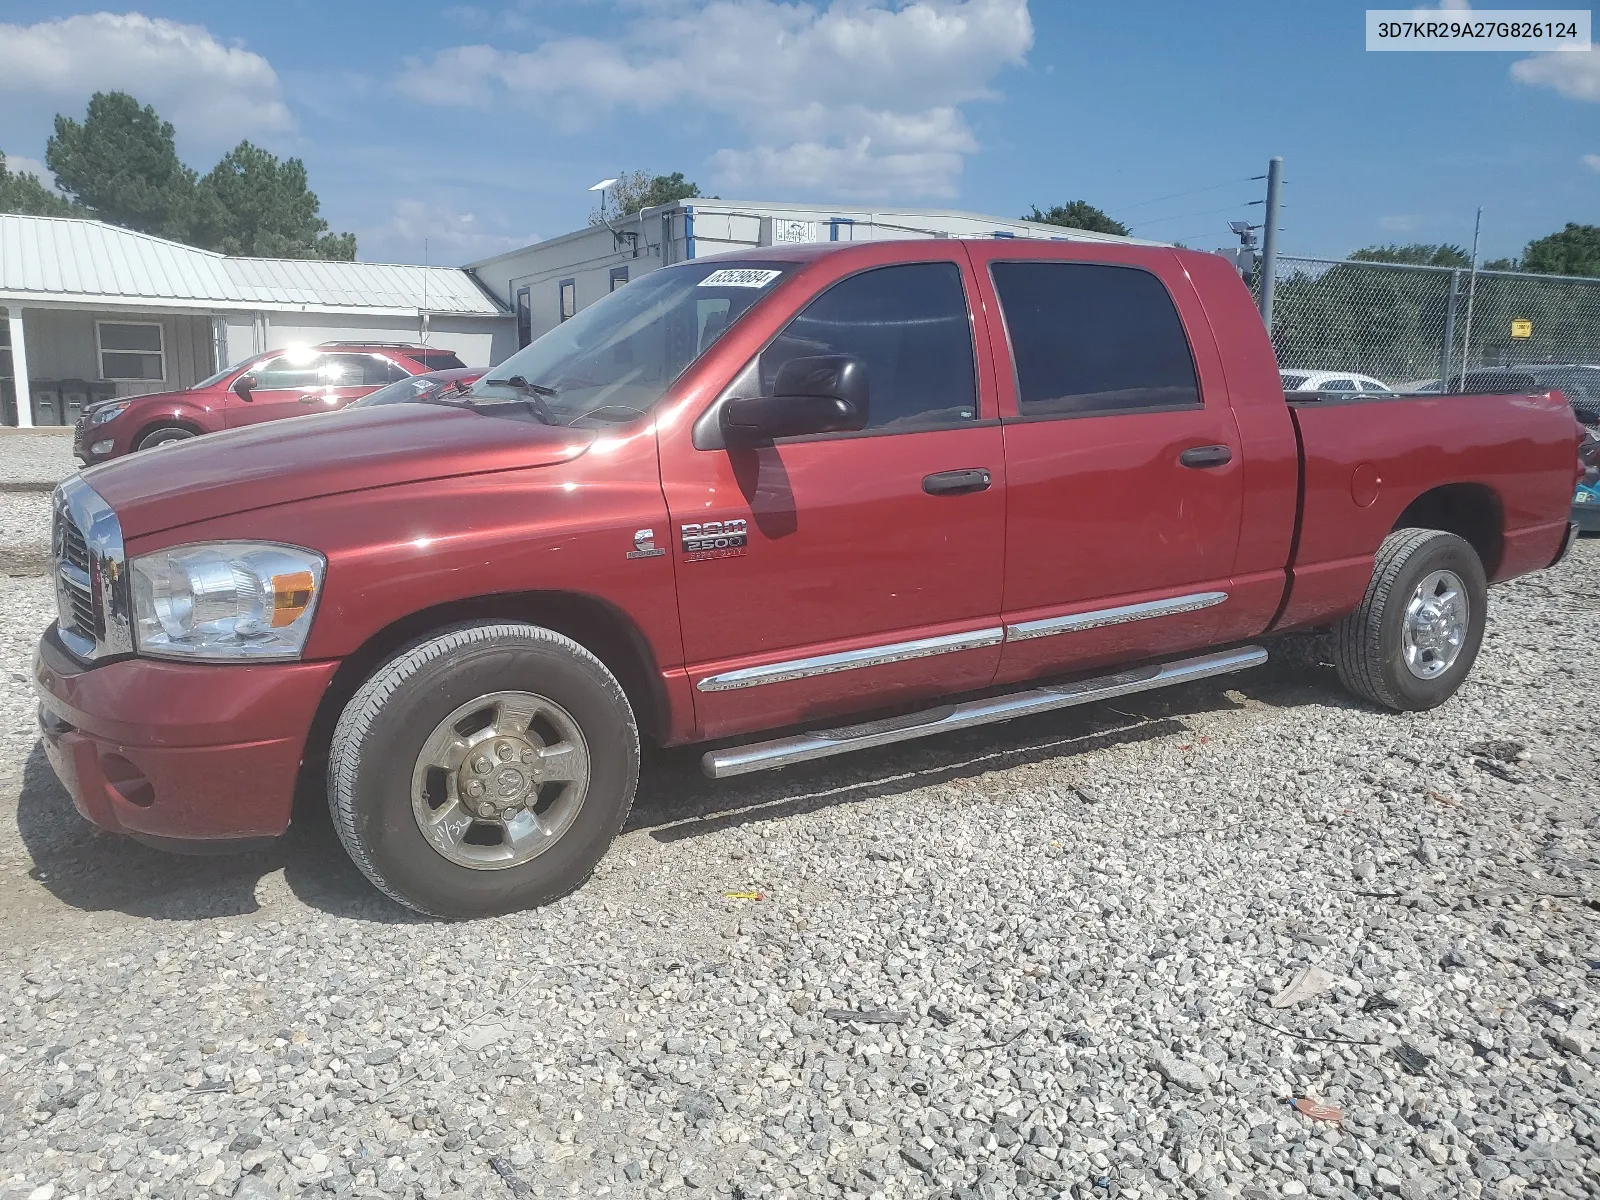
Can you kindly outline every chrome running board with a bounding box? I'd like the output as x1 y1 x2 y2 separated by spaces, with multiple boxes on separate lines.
701 645 1267 779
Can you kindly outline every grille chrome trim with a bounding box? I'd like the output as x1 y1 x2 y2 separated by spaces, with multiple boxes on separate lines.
52 476 132 662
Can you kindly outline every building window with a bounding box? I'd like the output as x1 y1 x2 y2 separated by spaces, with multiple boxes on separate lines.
97 321 165 381
609 266 629 292
559 278 576 322
516 286 532 348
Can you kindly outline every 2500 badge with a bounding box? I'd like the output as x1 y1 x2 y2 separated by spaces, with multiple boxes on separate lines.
681 519 748 562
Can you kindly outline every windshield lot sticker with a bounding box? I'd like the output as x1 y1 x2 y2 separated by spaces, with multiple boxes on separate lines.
699 269 782 288
682 520 748 561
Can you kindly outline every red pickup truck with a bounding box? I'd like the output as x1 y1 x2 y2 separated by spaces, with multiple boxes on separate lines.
36 239 1581 917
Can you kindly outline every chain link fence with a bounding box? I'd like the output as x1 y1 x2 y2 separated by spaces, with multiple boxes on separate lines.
1259 255 1600 394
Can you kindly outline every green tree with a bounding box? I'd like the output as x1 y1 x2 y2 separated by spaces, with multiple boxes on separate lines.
1350 243 1470 267
0 152 75 217
1023 201 1129 237
45 91 195 236
191 141 356 260
590 170 704 223
1519 223 1600 277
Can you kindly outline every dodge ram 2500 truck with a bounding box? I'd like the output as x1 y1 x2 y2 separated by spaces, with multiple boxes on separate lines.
36 239 1583 917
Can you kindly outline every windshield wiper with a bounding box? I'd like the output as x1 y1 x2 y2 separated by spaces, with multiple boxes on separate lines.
474 374 558 425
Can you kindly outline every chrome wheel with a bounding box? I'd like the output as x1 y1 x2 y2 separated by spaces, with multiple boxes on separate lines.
410 690 591 870
1401 569 1468 680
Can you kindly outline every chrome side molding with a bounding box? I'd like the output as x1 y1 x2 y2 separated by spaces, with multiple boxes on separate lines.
1006 591 1227 642
696 627 1004 692
701 644 1268 778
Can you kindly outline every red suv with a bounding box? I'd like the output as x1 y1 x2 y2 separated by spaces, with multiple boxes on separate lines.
73 343 468 464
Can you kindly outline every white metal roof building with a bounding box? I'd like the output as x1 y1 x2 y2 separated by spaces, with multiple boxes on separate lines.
469 198 1154 349
0 215 512 427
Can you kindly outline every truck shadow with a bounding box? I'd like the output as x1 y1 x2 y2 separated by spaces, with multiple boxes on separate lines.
9 645 1348 926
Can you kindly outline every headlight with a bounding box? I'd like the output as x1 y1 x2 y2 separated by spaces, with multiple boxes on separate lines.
131 542 325 661
90 402 129 425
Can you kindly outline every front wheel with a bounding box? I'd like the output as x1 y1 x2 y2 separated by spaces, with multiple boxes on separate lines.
329 622 639 917
136 425 196 451
1333 528 1488 711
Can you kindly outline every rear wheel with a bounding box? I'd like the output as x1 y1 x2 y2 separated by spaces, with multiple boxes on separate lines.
136 425 195 451
1333 528 1487 711
329 622 639 917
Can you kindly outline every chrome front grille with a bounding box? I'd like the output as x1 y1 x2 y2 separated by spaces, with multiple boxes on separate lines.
51 478 132 662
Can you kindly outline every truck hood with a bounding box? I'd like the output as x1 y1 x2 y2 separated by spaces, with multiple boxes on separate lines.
84 403 595 538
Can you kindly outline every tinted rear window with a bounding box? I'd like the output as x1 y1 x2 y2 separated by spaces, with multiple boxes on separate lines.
407 349 467 371
991 261 1200 416
1280 373 1310 390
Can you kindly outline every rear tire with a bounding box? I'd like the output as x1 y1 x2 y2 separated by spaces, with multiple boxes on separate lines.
1333 528 1487 712
328 621 639 918
136 426 195 451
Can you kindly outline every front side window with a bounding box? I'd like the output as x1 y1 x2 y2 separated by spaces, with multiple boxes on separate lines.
991 262 1199 417
468 261 793 425
743 261 977 433
1280 372 1310 390
1321 378 1357 391
98 322 165 382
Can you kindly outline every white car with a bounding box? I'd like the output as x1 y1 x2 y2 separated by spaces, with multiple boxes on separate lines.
1280 370 1394 394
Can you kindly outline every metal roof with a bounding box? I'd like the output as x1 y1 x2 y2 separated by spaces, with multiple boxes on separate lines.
0 215 505 315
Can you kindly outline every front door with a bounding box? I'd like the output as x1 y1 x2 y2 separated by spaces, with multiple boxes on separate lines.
660 255 1008 741
965 247 1248 684
227 352 404 428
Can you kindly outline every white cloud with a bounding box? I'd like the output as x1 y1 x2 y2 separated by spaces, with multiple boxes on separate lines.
0 12 292 149
1511 47 1600 101
1585 153 1600 172
399 0 1033 199
359 198 537 265
3 154 50 180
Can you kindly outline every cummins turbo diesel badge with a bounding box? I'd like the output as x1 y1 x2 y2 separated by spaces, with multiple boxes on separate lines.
681 520 748 561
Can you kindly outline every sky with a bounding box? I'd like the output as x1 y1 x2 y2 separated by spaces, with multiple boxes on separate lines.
0 1 1594 266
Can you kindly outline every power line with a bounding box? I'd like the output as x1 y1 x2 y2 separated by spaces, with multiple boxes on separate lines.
1112 177 1261 216
1129 200 1263 229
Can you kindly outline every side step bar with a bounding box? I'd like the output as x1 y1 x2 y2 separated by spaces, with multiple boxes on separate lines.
701 645 1268 779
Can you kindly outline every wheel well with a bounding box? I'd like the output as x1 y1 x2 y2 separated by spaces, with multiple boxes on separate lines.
1392 483 1504 576
133 418 202 447
301 591 669 777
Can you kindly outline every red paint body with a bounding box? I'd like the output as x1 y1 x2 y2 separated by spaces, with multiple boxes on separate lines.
36 240 1582 845
72 344 464 465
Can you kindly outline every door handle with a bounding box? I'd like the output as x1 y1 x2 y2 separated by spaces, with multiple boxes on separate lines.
1178 444 1233 469
297 395 319 404
923 468 992 495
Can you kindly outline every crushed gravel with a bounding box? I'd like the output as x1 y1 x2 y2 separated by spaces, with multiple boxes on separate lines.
0 537 1596 1200
0 430 76 491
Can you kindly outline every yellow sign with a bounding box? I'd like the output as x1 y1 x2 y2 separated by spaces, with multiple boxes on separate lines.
1510 319 1532 339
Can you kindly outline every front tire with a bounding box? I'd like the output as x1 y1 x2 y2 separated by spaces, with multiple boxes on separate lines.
1333 528 1487 712
329 622 639 917
136 425 196 451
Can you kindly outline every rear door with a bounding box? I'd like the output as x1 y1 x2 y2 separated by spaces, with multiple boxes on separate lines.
966 246 1248 685
659 252 1008 741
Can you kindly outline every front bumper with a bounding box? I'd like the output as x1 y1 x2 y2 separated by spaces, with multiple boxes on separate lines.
1573 503 1600 534
33 626 339 844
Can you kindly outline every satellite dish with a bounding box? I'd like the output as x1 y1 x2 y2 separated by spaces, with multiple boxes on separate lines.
589 178 618 192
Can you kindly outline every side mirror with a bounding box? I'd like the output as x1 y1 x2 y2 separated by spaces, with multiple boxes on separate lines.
720 355 869 444
231 373 257 401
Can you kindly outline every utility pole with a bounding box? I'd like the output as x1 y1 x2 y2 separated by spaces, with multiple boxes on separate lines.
1257 156 1283 330
1459 207 1483 385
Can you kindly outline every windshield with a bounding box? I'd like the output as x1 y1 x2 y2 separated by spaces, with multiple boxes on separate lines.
192 362 240 390
467 262 792 425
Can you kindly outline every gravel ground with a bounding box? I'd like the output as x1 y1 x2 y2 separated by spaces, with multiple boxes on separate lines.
0 430 77 490
0 541 1596 1200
